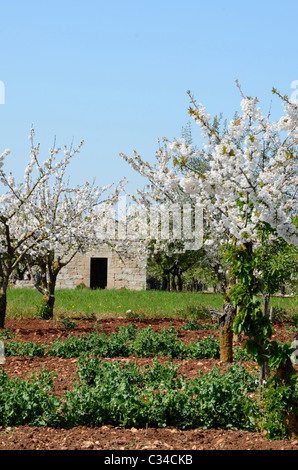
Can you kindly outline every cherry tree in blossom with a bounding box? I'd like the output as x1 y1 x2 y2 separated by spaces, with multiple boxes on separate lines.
25 129 127 319
0 134 54 328
120 83 298 373
121 86 297 250
0 127 124 326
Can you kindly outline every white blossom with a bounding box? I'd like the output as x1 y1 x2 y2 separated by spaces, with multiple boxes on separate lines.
120 87 298 250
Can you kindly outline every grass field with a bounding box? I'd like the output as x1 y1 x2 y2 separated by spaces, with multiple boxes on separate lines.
6 287 298 321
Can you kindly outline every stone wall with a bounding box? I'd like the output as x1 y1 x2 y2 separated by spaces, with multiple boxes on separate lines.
55 244 146 290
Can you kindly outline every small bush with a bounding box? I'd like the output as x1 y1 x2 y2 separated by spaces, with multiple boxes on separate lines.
36 303 52 320
132 327 184 358
0 329 16 340
5 340 45 357
0 369 60 427
61 318 78 329
186 336 220 359
259 379 298 439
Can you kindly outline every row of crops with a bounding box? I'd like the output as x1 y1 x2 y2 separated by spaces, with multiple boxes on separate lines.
0 322 296 439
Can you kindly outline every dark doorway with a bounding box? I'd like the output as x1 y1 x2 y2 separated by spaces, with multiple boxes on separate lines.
90 258 108 289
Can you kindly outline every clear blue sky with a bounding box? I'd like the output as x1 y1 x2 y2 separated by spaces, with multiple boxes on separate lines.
0 0 297 193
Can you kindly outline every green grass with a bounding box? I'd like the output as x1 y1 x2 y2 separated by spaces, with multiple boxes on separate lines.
6 287 224 320
268 296 298 320
5 287 298 321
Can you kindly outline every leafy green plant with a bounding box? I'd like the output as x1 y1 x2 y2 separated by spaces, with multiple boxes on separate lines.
61 318 78 329
36 302 52 320
233 345 251 361
48 334 94 358
2 358 284 435
259 375 298 439
0 329 16 340
271 306 288 321
2 324 221 360
132 326 183 358
5 340 45 357
0 369 60 427
61 360 259 430
186 336 220 359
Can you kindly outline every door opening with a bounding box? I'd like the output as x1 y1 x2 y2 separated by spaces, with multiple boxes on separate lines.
90 258 108 289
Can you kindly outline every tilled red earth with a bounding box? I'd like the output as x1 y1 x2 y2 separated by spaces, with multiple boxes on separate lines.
0 317 297 451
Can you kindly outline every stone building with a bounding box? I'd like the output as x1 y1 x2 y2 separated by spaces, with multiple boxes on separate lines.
55 243 147 291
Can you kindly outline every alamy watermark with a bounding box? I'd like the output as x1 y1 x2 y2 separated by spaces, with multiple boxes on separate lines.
98 196 204 251
0 81 5 104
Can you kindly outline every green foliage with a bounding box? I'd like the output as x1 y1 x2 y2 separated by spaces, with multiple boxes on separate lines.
223 243 260 292
2 328 297 439
294 315 298 332
0 369 60 427
147 245 216 293
186 336 220 359
46 325 220 360
0 359 255 431
131 326 184 358
61 318 78 329
221 238 298 441
36 302 52 320
233 345 251 361
0 329 16 340
254 223 298 297
260 377 298 439
266 341 295 370
61 360 259 430
2 324 220 360
77 357 144 388
222 243 293 370
5 340 45 357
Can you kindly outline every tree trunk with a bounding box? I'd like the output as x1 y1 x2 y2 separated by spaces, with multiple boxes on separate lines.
40 275 57 319
162 275 170 291
219 302 236 362
259 360 269 387
284 411 298 439
276 356 298 439
259 295 270 386
233 306 241 342
269 306 274 321
177 273 183 292
262 295 269 316
0 286 7 329
170 274 176 292
0 276 9 328
41 292 55 319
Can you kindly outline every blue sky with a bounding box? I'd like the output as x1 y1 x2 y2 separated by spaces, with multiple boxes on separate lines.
0 0 297 193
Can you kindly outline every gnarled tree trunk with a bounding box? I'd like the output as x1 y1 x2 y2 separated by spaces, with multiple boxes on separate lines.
0 286 7 329
276 354 298 439
34 256 59 320
219 302 236 363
